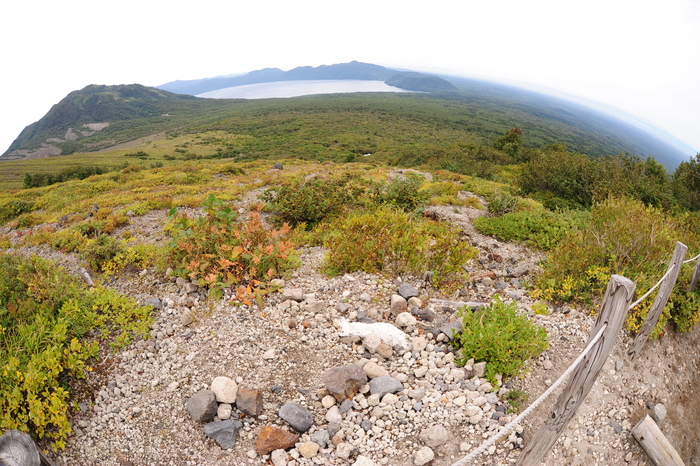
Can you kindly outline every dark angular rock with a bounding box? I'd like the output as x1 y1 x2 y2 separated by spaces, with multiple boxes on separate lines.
413 307 436 322
278 402 313 432
186 389 218 422
311 430 330 447
256 426 299 455
369 376 403 399
339 399 354 414
236 387 263 416
397 283 419 299
323 364 368 402
272 162 284 170
203 419 243 449
439 321 462 341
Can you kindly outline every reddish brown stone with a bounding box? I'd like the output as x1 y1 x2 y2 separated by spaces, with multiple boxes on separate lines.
323 364 368 403
256 426 299 455
236 387 263 416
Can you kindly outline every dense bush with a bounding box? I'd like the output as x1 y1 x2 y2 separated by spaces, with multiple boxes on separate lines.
320 206 476 285
520 149 674 210
23 166 110 189
453 297 549 383
0 199 36 224
0 254 152 448
672 153 700 211
519 149 600 209
168 194 298 301
370 173 429 212
261 174 366 227
534 196 700 336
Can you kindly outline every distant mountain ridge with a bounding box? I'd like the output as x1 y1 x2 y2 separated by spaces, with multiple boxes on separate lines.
0 62 691 168
157 61 456 95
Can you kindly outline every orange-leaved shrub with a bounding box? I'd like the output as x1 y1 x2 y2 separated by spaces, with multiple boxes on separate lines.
167 194 297 302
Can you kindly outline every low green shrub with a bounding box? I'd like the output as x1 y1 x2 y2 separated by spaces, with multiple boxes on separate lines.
370 173 429 212
0 254 152 448
473 208 588 250
0 199 36 224
80 234 124 271
319 206 476 285
453 297 549 383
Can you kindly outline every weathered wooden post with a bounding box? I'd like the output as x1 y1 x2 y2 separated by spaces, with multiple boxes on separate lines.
515 275 635 466
690 252 700 292
629 242 687 359
632 415 686 466
0 430 40 466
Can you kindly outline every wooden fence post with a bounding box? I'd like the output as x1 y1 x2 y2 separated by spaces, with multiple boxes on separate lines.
690 253 700 292
515 275 635 466
632 415 686 466
0 430 40 466
629 242 687 359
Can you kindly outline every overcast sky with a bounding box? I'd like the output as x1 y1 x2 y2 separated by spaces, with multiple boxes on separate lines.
1 0 698 158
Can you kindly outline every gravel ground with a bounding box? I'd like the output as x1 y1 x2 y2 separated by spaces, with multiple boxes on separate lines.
6 200 699 466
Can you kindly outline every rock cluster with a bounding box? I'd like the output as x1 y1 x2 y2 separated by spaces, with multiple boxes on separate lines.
175 282 522 465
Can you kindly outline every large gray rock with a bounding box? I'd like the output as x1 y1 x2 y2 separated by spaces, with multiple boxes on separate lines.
186 390 218 422
323 364 368 402
420 425 450 447
203 419 243 449
369 376 403 399
278 402 313 432
397 283 419 299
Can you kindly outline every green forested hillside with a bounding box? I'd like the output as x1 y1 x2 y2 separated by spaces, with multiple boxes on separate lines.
3 77 689 170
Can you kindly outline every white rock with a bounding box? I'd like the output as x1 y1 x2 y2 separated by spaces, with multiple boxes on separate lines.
412 336 428 352
414 446 435 465
217 403 232 420
336 442 354 459
353 456 376 466
210 376 238 403
271 449 288 466
326 406 342 424
339 319 408 350
263 349 277 360
321 395 336 409
395 312 417 328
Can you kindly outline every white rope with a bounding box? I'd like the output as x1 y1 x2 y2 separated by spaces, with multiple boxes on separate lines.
628 266 674 310
451 323 608 466
452 247 699 465
683 252 700 264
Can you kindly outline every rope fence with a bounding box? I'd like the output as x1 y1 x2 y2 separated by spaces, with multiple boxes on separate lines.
451 244 700 465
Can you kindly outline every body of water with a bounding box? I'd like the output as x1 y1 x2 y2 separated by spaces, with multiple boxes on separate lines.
196 80 415 99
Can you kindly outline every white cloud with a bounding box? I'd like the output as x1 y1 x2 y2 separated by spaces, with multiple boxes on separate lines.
1 0 698 156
